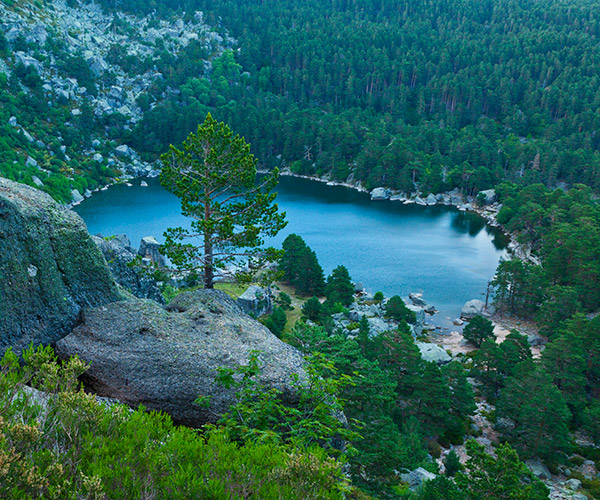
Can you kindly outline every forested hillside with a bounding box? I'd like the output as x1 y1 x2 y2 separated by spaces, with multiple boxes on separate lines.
117 0 600 193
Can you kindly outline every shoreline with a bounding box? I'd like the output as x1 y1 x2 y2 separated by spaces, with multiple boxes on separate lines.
270 169 538 266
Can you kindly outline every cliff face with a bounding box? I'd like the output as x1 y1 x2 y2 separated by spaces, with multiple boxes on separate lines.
0 178 122 354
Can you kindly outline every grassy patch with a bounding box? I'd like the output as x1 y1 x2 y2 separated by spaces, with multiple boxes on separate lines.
215 282 249 299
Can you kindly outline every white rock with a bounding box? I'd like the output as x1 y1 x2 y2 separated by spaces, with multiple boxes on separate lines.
525 459 551 480
461 299 485 319
416 342 452 364
71 189 84 204
370 187 389 200
25 156 38 169
566 478 582 490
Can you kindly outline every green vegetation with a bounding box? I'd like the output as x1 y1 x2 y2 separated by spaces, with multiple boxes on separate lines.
3 0 600 497
159 113 286 288
287 322 476 497
280 233 326 295
462 315 495 347
385 295 417 324
0 345 348 499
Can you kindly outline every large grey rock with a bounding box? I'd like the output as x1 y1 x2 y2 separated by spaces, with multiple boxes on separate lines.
461 299 485 319
409 292 428 307
14 52 43 73
478 189 497 205
25 156 38 169
71 189 84 203
87 55 108 75
400 467 436 489
416 342 452 364
92 235 164 304
55 290 306 426
370 187 389 200
426 193 437 205
525 459 552 480
448 188 464 205
0 178 121 355
138 235 165 266
368 317 391 334
527 334 545 347
237 285 272 317
407 304 426 327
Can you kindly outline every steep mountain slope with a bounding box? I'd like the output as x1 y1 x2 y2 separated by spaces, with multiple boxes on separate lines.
0 0 230 202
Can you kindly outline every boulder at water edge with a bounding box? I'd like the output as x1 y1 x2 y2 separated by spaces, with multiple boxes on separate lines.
0 178 122 355
370 187 389 200
56 290 306 426
461 299 486 319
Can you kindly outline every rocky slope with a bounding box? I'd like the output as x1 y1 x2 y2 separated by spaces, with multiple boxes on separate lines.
0 0 232 201
0 175 306 426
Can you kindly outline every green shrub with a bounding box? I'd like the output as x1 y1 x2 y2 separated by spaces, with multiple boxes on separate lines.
0 345 348 499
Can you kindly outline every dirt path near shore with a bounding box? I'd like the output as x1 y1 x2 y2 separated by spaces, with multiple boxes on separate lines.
429 314 544 357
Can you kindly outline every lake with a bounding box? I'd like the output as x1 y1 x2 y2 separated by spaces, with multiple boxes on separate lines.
74 176 508 325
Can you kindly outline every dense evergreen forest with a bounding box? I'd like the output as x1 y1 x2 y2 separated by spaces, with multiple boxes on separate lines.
111 0 600 193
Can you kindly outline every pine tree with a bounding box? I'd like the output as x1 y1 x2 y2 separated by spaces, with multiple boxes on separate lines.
455 440 549 500
160 113 286 288
385 295 417 323
325 265 354 306
463 315 495 347
497 366 571 459
302 296 322 322
280 234 325 295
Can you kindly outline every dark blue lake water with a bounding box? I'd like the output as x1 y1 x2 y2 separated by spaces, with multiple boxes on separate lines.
74 176 508 324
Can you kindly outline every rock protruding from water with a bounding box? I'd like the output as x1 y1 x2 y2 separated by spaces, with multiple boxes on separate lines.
55 290 306 427
92 235 164 304
236 285 272 317
0 178 122 354
461 299 486 319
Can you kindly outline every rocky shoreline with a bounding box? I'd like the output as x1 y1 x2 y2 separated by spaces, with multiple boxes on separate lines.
273 169 540 266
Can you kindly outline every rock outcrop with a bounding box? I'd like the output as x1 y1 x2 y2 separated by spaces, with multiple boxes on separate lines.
236 285 272 317
56 290 306 427
138 235 165 267
416 342 452 364
0 178 122 354
92 235 164 304
370 187 389 200
461 299 486 319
